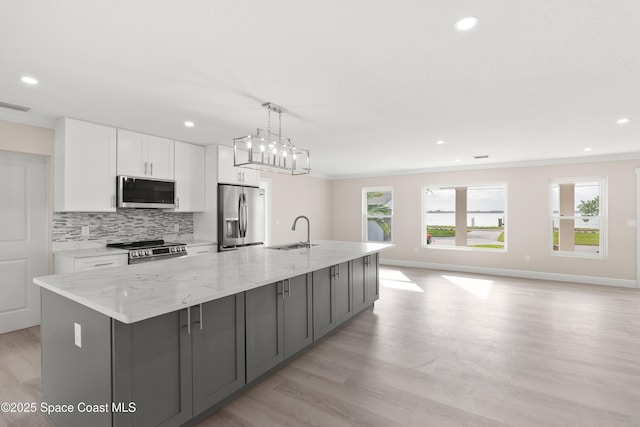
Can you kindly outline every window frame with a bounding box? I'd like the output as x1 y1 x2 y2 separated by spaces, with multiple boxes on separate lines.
549 176 607 258
362 186 394 243
421 183 508 252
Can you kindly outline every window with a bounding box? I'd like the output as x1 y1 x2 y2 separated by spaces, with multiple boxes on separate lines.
363 187 393 242
550 178 606 257
423 185 506 250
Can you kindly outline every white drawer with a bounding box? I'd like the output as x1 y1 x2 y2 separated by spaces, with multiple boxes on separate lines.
74 254 128 272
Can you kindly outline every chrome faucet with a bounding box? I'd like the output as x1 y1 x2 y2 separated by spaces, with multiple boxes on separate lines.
292 215 310 248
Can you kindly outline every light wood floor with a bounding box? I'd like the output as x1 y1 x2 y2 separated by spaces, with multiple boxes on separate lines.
2 267 640 426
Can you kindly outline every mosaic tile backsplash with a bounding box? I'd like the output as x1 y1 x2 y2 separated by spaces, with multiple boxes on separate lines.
53 210 194 244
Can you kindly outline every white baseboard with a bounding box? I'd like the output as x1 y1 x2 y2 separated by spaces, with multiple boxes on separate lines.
380 258 638 289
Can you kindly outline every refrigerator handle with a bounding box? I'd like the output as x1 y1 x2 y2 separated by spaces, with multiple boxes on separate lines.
243 194 249 235
239 193 248 237
237 194 244 238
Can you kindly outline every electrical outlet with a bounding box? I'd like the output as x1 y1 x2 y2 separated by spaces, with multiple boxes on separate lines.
74 322 82 348
174 223 179 233
81 225 90 237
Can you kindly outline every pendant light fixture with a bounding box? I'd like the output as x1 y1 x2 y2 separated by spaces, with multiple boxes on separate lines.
233 102 310 175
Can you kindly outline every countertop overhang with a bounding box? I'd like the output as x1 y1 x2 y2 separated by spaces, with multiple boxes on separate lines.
34 240 392 324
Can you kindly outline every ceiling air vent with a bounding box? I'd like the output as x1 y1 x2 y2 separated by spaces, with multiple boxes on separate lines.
0 101 31 112
474 155 489 159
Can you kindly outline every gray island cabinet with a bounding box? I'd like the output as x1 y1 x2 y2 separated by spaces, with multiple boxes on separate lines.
245 273 313 382
35 241 391 427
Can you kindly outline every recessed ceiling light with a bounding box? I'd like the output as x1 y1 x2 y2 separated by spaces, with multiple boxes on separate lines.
455 159 461 162
184 121 194 128
584 147 592 152
20 76 38 85
616 118 630 124
436 140 445 145
455 17 478 31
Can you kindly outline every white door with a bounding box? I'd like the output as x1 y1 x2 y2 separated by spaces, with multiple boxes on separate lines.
0 151 48 334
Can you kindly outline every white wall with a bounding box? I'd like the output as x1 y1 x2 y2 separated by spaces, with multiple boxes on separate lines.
330 159 639 283
261 171 332 245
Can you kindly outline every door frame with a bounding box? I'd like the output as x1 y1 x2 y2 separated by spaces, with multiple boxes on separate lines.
636 168 640 288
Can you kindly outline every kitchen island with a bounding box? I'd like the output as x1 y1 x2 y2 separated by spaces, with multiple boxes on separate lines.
34 240 391 427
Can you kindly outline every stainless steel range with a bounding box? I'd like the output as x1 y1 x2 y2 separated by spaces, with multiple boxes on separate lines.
107 239 187 264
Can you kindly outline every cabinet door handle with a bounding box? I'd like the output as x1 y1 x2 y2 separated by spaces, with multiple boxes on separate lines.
176 197 180 209
144 162 148 175
285 278 291 298
336 264 340 278
186 306 191 335
199 303 203 330
278 281 285 300
330 265 335 279
150 162 153 175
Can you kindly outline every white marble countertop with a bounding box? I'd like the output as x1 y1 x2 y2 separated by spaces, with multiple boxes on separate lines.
183 240 216 247
53 240 216 259
34 240 392 324
53 247 129 259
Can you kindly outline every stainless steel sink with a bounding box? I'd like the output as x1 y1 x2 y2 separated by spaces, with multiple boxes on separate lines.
264 242 318 250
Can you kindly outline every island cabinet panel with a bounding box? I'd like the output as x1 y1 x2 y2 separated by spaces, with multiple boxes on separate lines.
245 273 312 383
40 289 112 427
352 257 368 313
352 254 379 313
312 262 350 340
245 282 284 383
365 253 380 304
334 262 353 326
283 273 313 358
112 310 193 427
312 267 335 340
192 294 245 416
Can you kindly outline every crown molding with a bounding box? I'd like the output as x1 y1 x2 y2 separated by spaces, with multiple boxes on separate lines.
328 152 640 181
0 107 56 129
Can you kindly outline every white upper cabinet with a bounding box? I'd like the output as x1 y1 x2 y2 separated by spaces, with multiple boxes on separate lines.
55 118 117 212
217 145 259 186
174 141 205 212
117 129 175 179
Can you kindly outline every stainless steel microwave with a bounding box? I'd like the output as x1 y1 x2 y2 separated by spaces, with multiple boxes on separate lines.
117 176 176 209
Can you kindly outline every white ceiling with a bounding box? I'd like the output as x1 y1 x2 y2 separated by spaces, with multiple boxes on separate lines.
1 1 639 178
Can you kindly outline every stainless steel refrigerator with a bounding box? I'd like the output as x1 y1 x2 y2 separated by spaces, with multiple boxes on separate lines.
218 184 265 250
